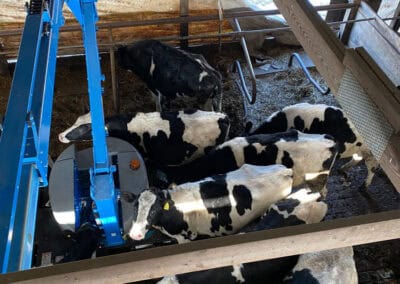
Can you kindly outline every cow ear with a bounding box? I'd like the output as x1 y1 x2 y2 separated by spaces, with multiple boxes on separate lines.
149 186 162 194
120 191 136 203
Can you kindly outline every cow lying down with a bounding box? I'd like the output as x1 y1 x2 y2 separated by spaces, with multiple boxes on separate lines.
58 109 230 166
136 188 328 284
246 103 378 188
122 164 293 243
163 130 338 194
284 247 358 284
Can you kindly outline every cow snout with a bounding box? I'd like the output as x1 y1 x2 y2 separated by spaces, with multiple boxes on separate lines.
129 233 144 241
58 133 70 143
129 223 146 241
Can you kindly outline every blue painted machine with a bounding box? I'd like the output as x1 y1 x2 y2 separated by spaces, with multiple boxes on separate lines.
0 0 147 273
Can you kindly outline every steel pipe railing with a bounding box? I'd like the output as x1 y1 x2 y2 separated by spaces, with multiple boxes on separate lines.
288 52 330 95
0 3 358 37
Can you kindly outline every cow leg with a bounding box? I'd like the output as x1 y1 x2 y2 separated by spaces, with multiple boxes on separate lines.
151 91 163 112
361 151 379 189
212 92 223 112
339 153 363 173
204 98 214 111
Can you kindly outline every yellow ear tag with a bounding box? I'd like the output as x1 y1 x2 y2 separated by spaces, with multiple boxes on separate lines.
163 202 170 211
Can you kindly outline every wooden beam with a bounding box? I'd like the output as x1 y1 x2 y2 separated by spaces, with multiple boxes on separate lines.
108 28 119 113
273 0 345 94
377 0 400 28
326 0 348 23
1 210 399 284
180 0 189 49
348 2 400 87
380 134 400 189
339 0 361 44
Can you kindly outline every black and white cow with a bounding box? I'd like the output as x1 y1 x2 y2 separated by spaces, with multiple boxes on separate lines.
117 39 222 112
163 130 338 194
135 188 328 284
123 164 293 243
58 109 230 166
241 187 327 233
246 103 378 188
283 247 358 284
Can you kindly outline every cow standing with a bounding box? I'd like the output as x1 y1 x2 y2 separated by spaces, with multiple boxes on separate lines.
117 40 222 112
162 130 338 194
246 103 378 188
58 109 230 166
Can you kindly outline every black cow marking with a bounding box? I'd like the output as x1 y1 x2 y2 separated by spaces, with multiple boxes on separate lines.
215 117 230 146
158 199 189 236
294 115 305 130
282 151 294 168
275 198 300 214
117 39 222 110
233 185 252 216
284 269 319 284
252 112 288 134
183 108 197 114
307 108 357 154
199 179 233 232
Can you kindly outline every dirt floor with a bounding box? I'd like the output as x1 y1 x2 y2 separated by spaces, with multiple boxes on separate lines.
0 41 399 283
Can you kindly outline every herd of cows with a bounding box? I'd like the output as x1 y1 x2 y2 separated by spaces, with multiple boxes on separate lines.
56 40 377 283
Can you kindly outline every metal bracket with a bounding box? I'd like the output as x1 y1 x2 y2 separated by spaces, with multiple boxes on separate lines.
288 52 330 95
232 18 258 105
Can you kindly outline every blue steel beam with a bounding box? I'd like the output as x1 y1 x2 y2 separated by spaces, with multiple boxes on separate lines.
32 0 65 186
79 0 123 246
0 0 65 272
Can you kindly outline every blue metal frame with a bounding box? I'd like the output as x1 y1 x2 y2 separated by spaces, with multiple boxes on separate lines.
0 0 122 273
70 0 123 246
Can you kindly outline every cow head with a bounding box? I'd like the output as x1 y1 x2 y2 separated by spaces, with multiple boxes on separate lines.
58 113 93 143
122 187 165 241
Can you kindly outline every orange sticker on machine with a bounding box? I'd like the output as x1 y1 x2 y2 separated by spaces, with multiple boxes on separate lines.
130 159 140 170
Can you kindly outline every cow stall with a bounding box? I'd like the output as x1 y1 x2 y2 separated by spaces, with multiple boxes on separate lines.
0 0 399 283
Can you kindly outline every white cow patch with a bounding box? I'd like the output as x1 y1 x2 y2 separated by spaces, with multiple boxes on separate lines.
198 71 209 82
283 103 327 130
231 264 245 283
127 112 171 149
253 142 267 154
129 191 157 240
275 133 336 187
178 110 228 163
289 247 357 284
157 275 179 284
166 164 293 241
58 112 92 143
149 56 156 76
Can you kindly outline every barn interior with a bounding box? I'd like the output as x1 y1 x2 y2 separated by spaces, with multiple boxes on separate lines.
0 0 399 283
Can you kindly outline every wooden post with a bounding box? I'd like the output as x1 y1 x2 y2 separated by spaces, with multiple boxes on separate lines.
339 0 361 44
0 44 11 98
180 0 189 49
273 0 400 192
108 28 119 113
